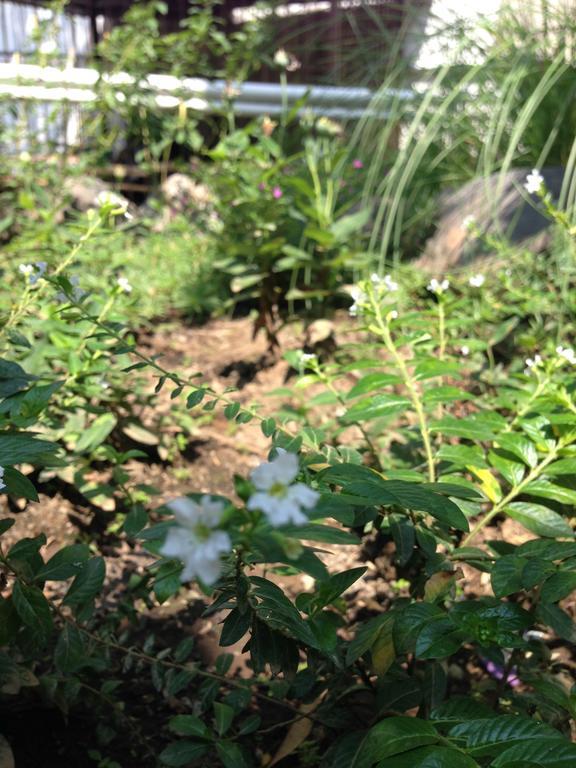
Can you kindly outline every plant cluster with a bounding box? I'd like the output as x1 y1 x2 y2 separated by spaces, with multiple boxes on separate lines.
0 173 575 766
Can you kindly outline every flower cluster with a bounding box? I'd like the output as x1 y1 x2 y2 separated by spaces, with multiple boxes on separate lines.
525 354 543 372
524 169 544 195
19 261 47 286
247 449 319 527
556 345 576 365
371 273 399 292
160 495 231 585
0 466 5 491
427 278 450 295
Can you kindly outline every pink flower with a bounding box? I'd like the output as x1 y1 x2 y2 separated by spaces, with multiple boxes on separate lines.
272 186 283 199
352 159 364 169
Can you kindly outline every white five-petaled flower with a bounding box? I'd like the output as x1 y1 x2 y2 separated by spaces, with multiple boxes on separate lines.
461 345 470 356
160 495 231 585
427 278 450 295
247 449 319 527
371 273 399 292
117 276 132 294
469 273 485 288
524 169 544 195
556 345 576 365
525 354 543 370
0 465 5 491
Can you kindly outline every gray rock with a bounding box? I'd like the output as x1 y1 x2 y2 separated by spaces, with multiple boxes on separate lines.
161 173 212 215
418 167 565 273
64 175 132 217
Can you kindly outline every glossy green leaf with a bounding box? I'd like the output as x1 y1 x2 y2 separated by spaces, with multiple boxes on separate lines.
506 502 573 538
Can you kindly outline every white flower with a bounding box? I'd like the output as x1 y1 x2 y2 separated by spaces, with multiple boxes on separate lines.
273 48 301 71
349 286 367 317
247 449 319 527
0 466 5 491
19 151 31 163
427 278 450 295
389 309 399 320
117 276 132 294
469 273 485 288
160 495 231 585
371 273 399 292
556 345 576 365
300 352 317 366
463 215 476 230
524 169 544 195
525 354 543 371
461 345 470 356
39 39 57 55
20 261 47 285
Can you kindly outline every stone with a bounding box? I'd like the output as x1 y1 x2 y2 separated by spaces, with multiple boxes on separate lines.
64 175 132 216
417 167 565 273
161 173 212 215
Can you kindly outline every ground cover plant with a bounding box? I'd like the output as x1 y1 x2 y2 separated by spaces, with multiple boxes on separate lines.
1 169 576 767
1 2 576 766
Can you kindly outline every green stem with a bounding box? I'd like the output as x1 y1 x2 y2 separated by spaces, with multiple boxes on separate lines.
462 441 564 546
371 295 436 482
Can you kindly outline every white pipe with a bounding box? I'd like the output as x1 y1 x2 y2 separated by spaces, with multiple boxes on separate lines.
0 62 412 118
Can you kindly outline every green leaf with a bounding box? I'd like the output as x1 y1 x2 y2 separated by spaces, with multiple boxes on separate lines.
506 502 573 538
545 458 576 476
224 402 240 419
214 702 235 737
250 576 318 648
492 739 576 767
54 623 86 673
416 618 464 660
356 717 439 765
491 555 528 597
281 523 359 545
347 613 394 666
63 557 105 611
346 373 401 399
159 741 210 766
430 697 495 725
220 608 252 646
437 444 488 469
0 359 35 397
423 386 472 405
35 544 90 582
389 514 415 565
495 434 538 468
0 597 21 645
0 518 15 536
536 603 576 642
215 741 252 768
449 715 559 756
0 431 59 465
540 571 576 603
523 480 576 506
331 207 372 243
429 417 496 442
261 417 276 437
75 413 117 453
2 467 38 501
186 389 206 408
12 582 52 641
375 745 480 767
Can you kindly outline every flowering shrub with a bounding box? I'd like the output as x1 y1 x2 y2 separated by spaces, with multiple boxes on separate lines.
1 169 576 768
